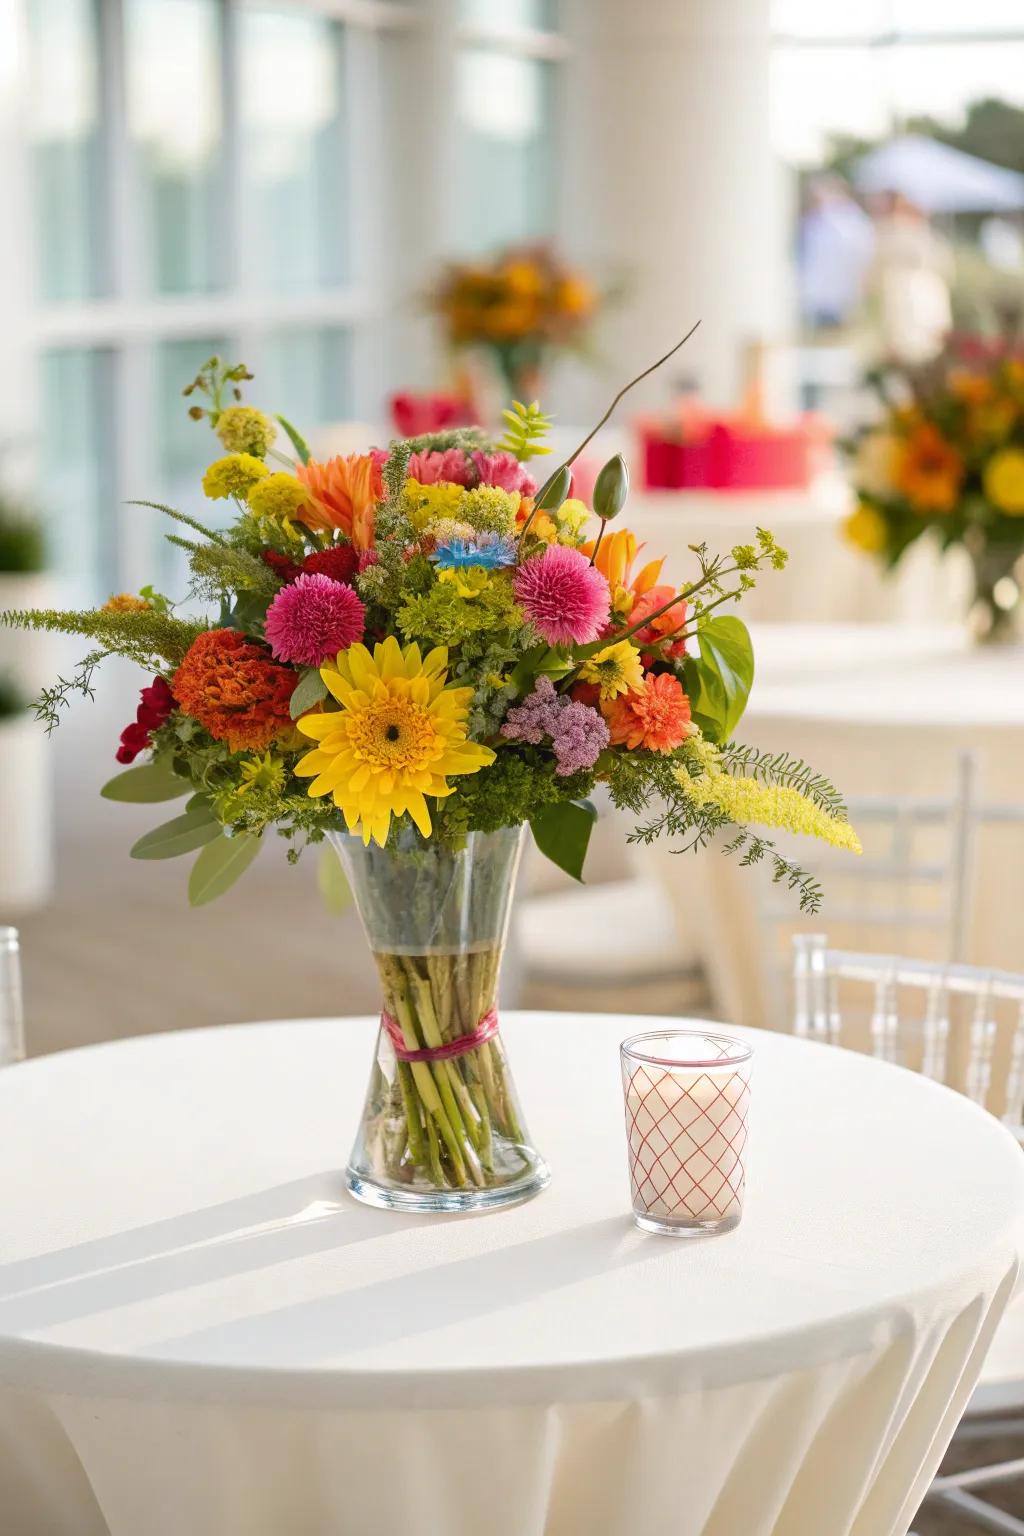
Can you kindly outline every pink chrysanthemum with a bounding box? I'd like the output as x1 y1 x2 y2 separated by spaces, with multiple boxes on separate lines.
513 545 610 646
264 573 365 667
472 450 537 496
406 449 473 486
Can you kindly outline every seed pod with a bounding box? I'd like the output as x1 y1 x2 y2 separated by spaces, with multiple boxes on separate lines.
592 454 629 521
535 464 572 513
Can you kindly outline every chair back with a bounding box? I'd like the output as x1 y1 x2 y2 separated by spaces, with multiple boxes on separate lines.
793 934 1024 1129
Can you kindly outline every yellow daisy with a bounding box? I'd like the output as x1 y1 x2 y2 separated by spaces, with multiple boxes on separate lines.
577 640 644 701
294 636 495 846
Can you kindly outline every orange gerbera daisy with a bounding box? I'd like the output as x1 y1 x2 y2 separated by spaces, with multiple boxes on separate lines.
296 453 383 549
895 423 963 513
605 672 692 754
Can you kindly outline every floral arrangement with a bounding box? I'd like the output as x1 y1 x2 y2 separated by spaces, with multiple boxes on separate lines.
845 336 1024 640
431 243 598 403
3 348 860 912
3 346 862 1206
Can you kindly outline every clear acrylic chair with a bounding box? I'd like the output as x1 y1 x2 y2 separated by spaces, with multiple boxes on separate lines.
793 934 1024 1534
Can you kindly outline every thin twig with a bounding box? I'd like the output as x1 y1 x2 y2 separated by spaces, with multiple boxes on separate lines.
559 321 701 471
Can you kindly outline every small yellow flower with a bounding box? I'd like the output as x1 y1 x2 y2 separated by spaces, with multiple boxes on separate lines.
402 480 466 532
984 448 1024 516
436 567 492 600
843 503 889 554
202 453 269 501
237 751 286 796
577 640 645 701
102 592 152 613
247 472 311 524
556 498 591 545
461 486 519 535
215 405 277 458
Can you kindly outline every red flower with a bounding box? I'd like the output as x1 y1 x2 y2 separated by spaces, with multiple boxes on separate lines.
261 550 302 583
302 545 358 585
172 629 296 752
115 675 175 763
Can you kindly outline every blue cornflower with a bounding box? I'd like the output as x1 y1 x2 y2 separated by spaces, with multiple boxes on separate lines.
432 532 517 571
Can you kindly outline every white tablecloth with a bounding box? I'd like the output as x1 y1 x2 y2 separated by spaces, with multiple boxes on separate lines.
1 1014 1022 1536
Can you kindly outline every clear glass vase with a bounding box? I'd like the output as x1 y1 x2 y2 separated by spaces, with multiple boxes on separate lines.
967 539 1023 644
330 822 550 1213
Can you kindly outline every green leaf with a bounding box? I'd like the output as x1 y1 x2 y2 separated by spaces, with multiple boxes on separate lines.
689 615 754 741
184 792 210 812
317 844 352 914
276 414 311 466
188 832 262 905
130 806 220 861
289 667 329 720
530 799 597 883
101 762 190 803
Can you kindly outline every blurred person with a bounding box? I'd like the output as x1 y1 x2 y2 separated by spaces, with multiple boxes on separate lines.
980 215 1024 273
868 191 954 363
797 176 875 331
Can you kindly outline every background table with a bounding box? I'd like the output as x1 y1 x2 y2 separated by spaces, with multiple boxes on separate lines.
1 1014 1023 1536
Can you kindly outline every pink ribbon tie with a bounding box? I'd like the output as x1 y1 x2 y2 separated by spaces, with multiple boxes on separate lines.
381 1007 500 1063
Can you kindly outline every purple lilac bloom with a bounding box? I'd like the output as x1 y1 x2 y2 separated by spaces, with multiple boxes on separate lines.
501 676 608 775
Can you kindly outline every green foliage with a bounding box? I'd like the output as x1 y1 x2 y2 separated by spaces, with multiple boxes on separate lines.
189 831 262 904
397 427 490 458
130 805 221 860
722 829 824 914
435 750 594 839
529 799 596 882
498 400 553 462
289 667 329 719
181 356 254 424
187 541 279 600
684 615 754 742
275 415 311 465
0 512 46 573
398 573 524 647
2 607 205 667
101 761 190 803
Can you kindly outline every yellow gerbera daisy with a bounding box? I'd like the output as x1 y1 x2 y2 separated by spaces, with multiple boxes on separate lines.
577 640 645 701
294 636 495 846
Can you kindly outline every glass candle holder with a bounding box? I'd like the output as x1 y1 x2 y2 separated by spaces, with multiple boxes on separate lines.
620 1030 752 1237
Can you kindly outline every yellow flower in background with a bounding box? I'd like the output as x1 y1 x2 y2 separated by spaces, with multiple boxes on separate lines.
852 430 905 499
984 448 1024 515
578 640 644 702
843 503 889 554
295 637 495 846
247 472 311 534
102 592 152 614
215 405 277 458
676 745 861 854
202 453 269 501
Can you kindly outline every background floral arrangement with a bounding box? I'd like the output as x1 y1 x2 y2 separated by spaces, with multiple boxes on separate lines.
430 243 599 403
844 334 1024 639
3 350 859 909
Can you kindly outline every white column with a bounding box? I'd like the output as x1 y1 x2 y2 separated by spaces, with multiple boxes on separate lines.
562 0 791 413
0 0 36 490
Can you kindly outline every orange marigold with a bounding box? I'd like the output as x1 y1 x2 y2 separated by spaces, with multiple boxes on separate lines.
296 453 383 550
895 422 963 513
604 672 692 754
172 629 296 753
103 593 152 614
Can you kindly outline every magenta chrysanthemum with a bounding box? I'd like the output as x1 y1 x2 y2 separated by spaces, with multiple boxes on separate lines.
264 573 365 667
513 545 610 646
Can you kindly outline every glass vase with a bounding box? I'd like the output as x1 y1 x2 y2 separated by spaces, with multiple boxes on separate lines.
330 822 550 1213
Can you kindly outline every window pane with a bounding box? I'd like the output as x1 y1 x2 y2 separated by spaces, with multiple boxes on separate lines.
259 328 352 431
27 0 105 300
240 11 348 292
40 349 116 598
153 338 230 590
457 51 554 251
771 46 890 165
125 0 224 294
459 0 557 30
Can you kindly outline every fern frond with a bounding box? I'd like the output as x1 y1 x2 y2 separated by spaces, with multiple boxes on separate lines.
498 400 553 462
32 650 108 733
722 830 824 914
2 607 205 667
